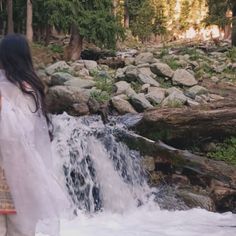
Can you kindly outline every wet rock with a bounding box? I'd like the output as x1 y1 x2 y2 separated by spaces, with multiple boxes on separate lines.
112 95 137 114
130 93 153 112
172 69 198 87
150 62 174 78
135 52 155 65
46 61 72 75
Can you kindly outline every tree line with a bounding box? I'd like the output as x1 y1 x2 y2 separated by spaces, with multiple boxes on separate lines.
0 0 236 60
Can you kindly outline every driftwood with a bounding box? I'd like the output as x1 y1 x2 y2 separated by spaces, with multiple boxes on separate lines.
114 130 236 212
134 106 236 147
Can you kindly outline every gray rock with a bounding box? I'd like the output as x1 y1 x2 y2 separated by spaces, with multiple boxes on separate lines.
78 68 90 77
130 93 153 112
209 94 224 101
150 63 174 78
71 62 85 72
125 57 135 66
162 91 187 107
115 67 126 80
45 61 72 75
148 87 166 94
146 90 165 105
46 86 90 114
172 69 197 87
211 76 220 83
138 65 156 79
187 99 200 107
51 72 75 86
73 103 90 115
166 87 183 96
135 52 155 65
79 60 98 71
112 96 137 114
187 85 208 99
125 65 138 81
64 78 95 89
141 84 150 93
114 81 136 97
137 73 160 87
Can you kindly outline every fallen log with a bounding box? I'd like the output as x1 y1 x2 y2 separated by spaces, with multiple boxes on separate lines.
133 107 236 147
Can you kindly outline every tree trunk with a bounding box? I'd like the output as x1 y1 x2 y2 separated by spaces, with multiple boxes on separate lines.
232 3 236 46
65 25 83 61
26 0 33 42
6 0 14 34
124 1 129 28
134 106 236 147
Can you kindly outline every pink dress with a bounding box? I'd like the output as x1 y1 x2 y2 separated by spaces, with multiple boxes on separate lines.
0 70 70 235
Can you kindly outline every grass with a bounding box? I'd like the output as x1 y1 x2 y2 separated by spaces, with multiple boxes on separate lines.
90 90 111 103
226 47 236 63
48 44 64 54
165 100 184 108
207 137 236 165
158 78 173 89
165 58 182 70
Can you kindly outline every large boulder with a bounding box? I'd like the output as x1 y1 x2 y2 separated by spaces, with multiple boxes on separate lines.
51 72 75 86
137 64 156 79
130 93 153 112
135 52 155 65
112 95 137 114
145 89 166 105
186 85 208 99
150 63 174 78
46 86 90 114
64 78 95 89
79 60 98 71
172 69 197 87
45 61 72 75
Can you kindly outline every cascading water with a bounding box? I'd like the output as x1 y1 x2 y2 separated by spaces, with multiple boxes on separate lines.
48 113 236 236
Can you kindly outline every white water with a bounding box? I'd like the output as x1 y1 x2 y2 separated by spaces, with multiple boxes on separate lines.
48 113 236 236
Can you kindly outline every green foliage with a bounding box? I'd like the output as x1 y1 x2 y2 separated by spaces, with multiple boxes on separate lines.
226 47 236 62
165 100 184 108
131 81 142 93
207 137 236 165
90 90 111 103
48 44 64 54
165 58 182 70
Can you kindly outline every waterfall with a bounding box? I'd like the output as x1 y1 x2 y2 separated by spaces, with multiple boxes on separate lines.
51 113 153 214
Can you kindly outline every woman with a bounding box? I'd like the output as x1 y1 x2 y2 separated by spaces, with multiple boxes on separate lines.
0 34 69 236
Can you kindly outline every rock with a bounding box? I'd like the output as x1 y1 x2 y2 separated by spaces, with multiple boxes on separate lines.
135 52 155 65
142 156 155 172
46 86 90 114
71 62 85 72
112 96 137 114
186 85 208 99
125 57 135 66
137 73 160 87
114 81 136 97
148 87 166 94
115 67 126 80
172 69 198 87
125 65 138 81
176 189 215 211
209 94 224 101
137 64 156 79
195 95 208 104
166 87 183 96
150 63 174 78
78 68 90 77
37 69 50 85
211 76 220 83
187 99 200 107
162 91 187 107
64 78 95 89
146 90 165 105
73 103 90 115
51 72 75 86
130 93 153 112
141 84 150 93
79 60 98 71
45 61 72 75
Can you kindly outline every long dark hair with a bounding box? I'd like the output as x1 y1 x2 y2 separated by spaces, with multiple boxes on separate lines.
0 34 47 117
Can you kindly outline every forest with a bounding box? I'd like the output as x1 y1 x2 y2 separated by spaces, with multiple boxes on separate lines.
1 0 236 60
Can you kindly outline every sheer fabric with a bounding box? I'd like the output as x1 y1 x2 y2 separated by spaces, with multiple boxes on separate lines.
0 70 70 236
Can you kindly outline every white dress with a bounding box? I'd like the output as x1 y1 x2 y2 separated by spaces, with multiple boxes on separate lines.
0 70 70 236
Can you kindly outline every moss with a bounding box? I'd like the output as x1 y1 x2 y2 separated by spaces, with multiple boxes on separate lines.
207 137 236 165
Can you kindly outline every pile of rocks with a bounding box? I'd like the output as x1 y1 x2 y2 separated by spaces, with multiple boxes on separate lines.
39 50 224 116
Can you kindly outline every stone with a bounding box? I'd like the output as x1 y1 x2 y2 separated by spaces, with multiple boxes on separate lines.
187 99 200 107
115 67 126 80
135 52 155 65
51 72 75 86
148 87 166 94
45 61 72 75
172 69 198 87
187 85 208 99
64 78 95 89
162 91 187 107
146 90 165 105
137 73 160 87
73 103 90 116
125 57 135 66
130 93 153 112
78 68 90 77
114 81 136 97
71 62 85 72
150 63 174 78
209 94 224 101
125 65 138 81
142 156 155 172
137 64 156 79
141 84 150 93
37 69 50 85
79 60 98 71
46 86 90 114
166 87 183 96
211 76 220 83
112 96 137 115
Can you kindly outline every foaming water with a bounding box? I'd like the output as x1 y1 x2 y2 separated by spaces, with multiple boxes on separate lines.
48 113 236 236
